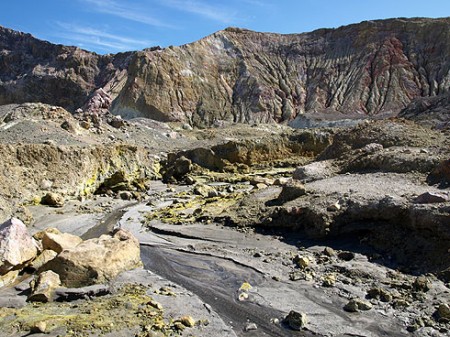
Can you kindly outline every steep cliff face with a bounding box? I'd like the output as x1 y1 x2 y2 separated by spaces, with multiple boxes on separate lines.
0 26 131 110
113 18 450 125
1 18 449 126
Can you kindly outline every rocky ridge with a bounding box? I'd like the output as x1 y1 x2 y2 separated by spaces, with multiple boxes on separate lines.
1 18 450 126
0 26 131 110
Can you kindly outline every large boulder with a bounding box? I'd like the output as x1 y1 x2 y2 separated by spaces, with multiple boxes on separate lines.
40 229 141 287
0 218 38 275
97 171 128 192
41 229 83 253
344 298 373 312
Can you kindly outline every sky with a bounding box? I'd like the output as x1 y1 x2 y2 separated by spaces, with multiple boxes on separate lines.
1 0 449 54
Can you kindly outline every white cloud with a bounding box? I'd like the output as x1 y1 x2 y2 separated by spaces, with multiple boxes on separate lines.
54 22 154 52
79 0 176 28
162 0 238 24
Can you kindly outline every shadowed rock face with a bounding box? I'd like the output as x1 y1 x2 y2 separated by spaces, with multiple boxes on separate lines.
0 26 132 110
399 91 450 129
1 18 449 125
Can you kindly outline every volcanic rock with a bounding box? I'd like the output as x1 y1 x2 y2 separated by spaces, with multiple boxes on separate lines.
277 181 306 203
361 143 384 153
319 120 448 162
285 310 308 330
293 160 337 182
322 247 336 257
0 270 20 288
414 192 448 204
28 270 61 302
413 275 431 292
194 184 218 198
322 274 336 287
337 251 355 261
41 192 65 207
399 91 450 129
83 88 112 113
177 315 196 328
294 255 310 269
109 115 126 129
427 159 450 187
0 218 38 274
162 155 193 182
41 229 83 254
60 119 80 134
40 228 141 287
437 304 450 320
118 190 134 200
98 170 136 193
28 249 58 271
344 298 373 312
367 288 393 303
30 321 47 334
244 323 258 331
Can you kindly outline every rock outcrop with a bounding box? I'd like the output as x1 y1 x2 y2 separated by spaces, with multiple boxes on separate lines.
317 119 449 176
1 18 449 126
0 142 158 222
427 159 450 188
161 127 332 182
213 119 450 278
40 228 142 287
0 103 163 222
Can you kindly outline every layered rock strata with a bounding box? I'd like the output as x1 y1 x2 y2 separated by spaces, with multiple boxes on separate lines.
1 18 449 126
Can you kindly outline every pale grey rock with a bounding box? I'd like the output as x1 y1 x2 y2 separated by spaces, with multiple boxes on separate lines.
0 218 38 274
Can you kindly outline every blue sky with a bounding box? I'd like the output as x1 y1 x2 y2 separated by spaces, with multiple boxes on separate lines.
1 0 449 54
